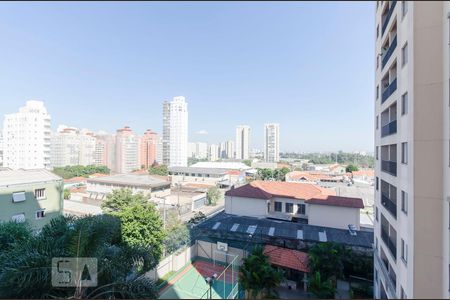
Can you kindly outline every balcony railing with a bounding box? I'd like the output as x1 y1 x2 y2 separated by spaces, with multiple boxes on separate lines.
382 78 397 103
381 227 397 260
381 194 397 219
382 36 397 69
381 120 397 137
381 160 397 176
374 248 397 298
381 0 397 36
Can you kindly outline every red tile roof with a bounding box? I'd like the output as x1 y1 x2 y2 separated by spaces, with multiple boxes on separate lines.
64 176 86 183
308 195 364 209
351 169 375 177
263 245 309 273
226 180 335 200
226 181 363 209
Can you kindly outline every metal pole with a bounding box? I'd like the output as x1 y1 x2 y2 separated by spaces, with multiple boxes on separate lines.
163 197 166 230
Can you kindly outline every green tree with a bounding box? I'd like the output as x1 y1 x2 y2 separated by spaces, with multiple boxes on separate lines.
346 164 359 173
242 159 252 167
164 224 190 255
63 188 71 200
239 246 283 299
52 165 110 179
257 168 273 181
308 242 347 281
206 186 223 206
116 203 166 259
0 215 158 299
308 272 336 299
148 164 168 176
101 189 147 213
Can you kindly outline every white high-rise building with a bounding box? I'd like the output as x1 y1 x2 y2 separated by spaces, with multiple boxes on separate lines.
3 100 51 170
264 123 280 163
78 129 96 166
51 126 97 168
196 142 208 159
115 126 140 174
188 142 197 158
235 125 250 160
156 136 163 165
225 140 235 159
0 130 3 167
162 96 188 167
374 2 450 299
208 144 219 162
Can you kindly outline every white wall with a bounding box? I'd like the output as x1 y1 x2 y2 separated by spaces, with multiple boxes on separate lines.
308 204 360 230
225 196 268 217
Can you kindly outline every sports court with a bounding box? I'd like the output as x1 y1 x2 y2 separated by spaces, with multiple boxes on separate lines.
158 258 239 299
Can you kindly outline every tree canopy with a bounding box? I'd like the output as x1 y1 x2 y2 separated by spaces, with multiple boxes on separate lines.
52 165 110 179
101 189 166 260
148 164 168 176
346 164 359 173
256 167 290 181
0 215 158 299
239 246 283 299
206 186 223 206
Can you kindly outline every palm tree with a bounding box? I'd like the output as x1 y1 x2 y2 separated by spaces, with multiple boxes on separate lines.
239 246 283 299
308 271 336 299
0 215 159 299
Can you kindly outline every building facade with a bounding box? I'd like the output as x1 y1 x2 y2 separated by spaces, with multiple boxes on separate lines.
3 100 51 170
374 1 449 298
115 126 140 174
140 129 158 169
209 144 219 162
162 96 188 167
235 125 250 160
0 169 63 229
264 123 280 163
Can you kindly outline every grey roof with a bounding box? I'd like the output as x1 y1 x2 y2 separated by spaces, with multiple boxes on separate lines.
197 211 374 249
168 166 228 175
86 174 170 188
0 169 62 187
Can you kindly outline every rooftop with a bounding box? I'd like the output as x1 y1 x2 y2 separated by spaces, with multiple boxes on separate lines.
264 245 309 273
196 211 373 249
86 174 170 188
190 161 251 170
0 169 62 187
226 180 335 200
169 166 228 175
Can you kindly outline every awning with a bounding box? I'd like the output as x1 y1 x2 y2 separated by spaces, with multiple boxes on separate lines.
263 245 309 273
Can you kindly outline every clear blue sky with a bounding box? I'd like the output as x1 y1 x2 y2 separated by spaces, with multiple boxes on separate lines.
0 1 374 153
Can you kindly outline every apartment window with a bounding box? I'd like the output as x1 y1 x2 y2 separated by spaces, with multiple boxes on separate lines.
401 1 408 17
402 43 408 66
11 213 25 223
376 146 379 160
274 201 282 212
376 206 379 221
401 92 408 115
376 177 379 190
401 142 408 164
34 188 46 200
376 24 379 38
376 85 379 99
377 55 379 69
401 238 408 265
36 210 45 220
285 203 294 213
376 115 379 129
12 191 26 203
297 203 306 215
401 191 408 215
375 237 378 251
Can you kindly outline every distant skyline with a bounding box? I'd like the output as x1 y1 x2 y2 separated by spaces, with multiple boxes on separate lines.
0 2 374 152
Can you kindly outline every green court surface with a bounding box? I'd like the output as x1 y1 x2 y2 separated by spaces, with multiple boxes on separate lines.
158 261 237 299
